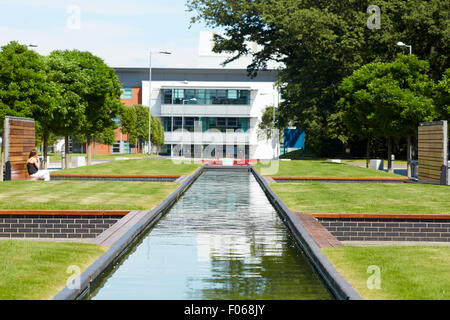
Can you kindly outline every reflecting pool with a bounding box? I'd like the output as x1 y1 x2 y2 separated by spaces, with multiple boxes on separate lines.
89 171 330 300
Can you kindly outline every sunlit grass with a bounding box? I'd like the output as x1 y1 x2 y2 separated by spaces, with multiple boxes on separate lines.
254 160 400 177
0 240 107 300
271 182 450 214
55 158 201 176
323 246 450 300
0 181 179 210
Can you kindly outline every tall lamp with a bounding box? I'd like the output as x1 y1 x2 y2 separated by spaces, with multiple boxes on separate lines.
396 41 412 55
148 50 171 155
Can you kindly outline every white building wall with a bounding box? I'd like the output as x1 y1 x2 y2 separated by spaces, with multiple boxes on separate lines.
142 79 278 159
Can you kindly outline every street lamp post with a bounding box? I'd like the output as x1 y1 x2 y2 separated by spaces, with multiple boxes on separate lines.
148 50 171 155
397 41 414 177
181 98 197 157
396 41 412 55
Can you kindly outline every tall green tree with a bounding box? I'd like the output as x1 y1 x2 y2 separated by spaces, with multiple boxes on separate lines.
0 41 61 168
338 54 436 173
73 51 123 165
188 0 449 156
46 50 88 169
120 105 164 153
434 68 450 120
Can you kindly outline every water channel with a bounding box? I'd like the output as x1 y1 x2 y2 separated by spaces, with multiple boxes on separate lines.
88 170 330 300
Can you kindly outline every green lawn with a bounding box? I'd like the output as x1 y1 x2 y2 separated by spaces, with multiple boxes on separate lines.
0 240 107 300
0 181 179 210
254 160 400 177
270 182 450 214
343 159 408 166
323 246 450 300
55 158 201 176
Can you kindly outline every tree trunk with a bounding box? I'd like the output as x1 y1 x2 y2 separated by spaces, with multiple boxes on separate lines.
366 138 371 169
64 136 70 169
87 135 92 166
387 137 393 173
43 132 49 170
406 135 412 178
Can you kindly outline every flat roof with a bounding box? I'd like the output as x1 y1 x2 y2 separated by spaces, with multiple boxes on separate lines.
114 67 279 87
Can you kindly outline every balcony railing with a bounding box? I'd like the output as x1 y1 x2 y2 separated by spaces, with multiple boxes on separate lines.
160 104 251 117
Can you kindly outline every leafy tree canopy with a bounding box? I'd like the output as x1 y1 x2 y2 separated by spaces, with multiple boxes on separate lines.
0 41 59 131
188 0 449 155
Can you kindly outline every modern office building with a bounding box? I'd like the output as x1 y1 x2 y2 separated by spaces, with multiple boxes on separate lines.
114 67 280 160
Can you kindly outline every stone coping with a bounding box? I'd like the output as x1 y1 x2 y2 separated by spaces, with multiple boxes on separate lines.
311 213 450 220
271 176 408 182
0 210 129 216
50 173 181 178
250 165 362 300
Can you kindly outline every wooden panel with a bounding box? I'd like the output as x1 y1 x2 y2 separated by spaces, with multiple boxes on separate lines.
9 120 35 128
419 134 444 140
9 138 34 145
4 117 36 181
418 122 446 184
9 147 27 153
418 153 444 160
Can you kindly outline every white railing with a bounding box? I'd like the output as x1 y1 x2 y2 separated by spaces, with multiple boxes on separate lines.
160 104 251 117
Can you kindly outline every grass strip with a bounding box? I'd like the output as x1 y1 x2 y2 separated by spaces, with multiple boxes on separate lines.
254 160 400 177
322 245 450 300
270 182 450 214
0 240 107 300
56 158 200 176
0 181 179 211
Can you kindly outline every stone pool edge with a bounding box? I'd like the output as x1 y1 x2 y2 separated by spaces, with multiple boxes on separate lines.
250 165 362 300
52 165 205 300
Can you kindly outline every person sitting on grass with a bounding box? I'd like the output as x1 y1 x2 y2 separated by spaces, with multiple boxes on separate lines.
27 149 50 181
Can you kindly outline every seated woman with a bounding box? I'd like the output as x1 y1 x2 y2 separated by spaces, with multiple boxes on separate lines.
27 149 50 181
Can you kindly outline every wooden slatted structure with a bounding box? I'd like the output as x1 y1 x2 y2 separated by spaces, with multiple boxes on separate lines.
3 116 36 180
418 121 448 185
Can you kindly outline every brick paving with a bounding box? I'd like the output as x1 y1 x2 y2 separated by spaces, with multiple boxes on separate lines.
292 212 342 248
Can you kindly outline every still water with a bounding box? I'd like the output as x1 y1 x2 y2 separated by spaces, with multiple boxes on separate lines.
89 171 330 300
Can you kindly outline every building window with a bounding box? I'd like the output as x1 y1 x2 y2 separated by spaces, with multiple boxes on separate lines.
173 89 185 104
163 89 172 104
121 87 133 99
163 117 172 132
165 117 249 132
173 117 182 130
162 89 250 105
113 117 121 126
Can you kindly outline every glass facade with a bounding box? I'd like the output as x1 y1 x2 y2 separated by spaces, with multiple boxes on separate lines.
161 144 250 159
163 117 249 132
162 89 250 105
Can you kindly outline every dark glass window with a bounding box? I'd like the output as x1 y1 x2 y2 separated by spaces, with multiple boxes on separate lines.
161 89 250 105
163 117 172 132
173 89 184 104
227 117 237 128
162 89 172 104
173 117 182 130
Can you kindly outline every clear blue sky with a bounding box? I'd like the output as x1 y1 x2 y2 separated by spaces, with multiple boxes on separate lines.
0 0 212 67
